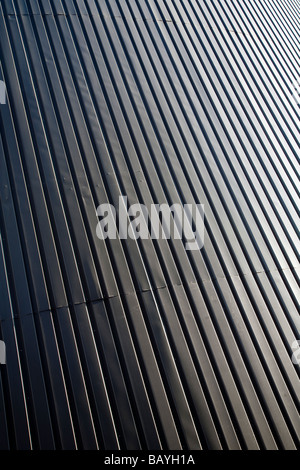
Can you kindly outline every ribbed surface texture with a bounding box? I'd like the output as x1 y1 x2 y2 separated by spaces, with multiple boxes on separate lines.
0 0 299 450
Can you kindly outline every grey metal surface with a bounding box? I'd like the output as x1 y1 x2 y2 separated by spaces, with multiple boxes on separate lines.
0 0 299 450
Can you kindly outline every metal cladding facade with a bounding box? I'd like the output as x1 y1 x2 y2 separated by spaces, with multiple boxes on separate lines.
0 0 299 451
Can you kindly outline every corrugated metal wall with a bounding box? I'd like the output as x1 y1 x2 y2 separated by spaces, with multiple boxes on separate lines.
0 0 299 450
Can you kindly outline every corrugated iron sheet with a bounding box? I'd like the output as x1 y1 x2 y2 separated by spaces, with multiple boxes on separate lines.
0 0 299 450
